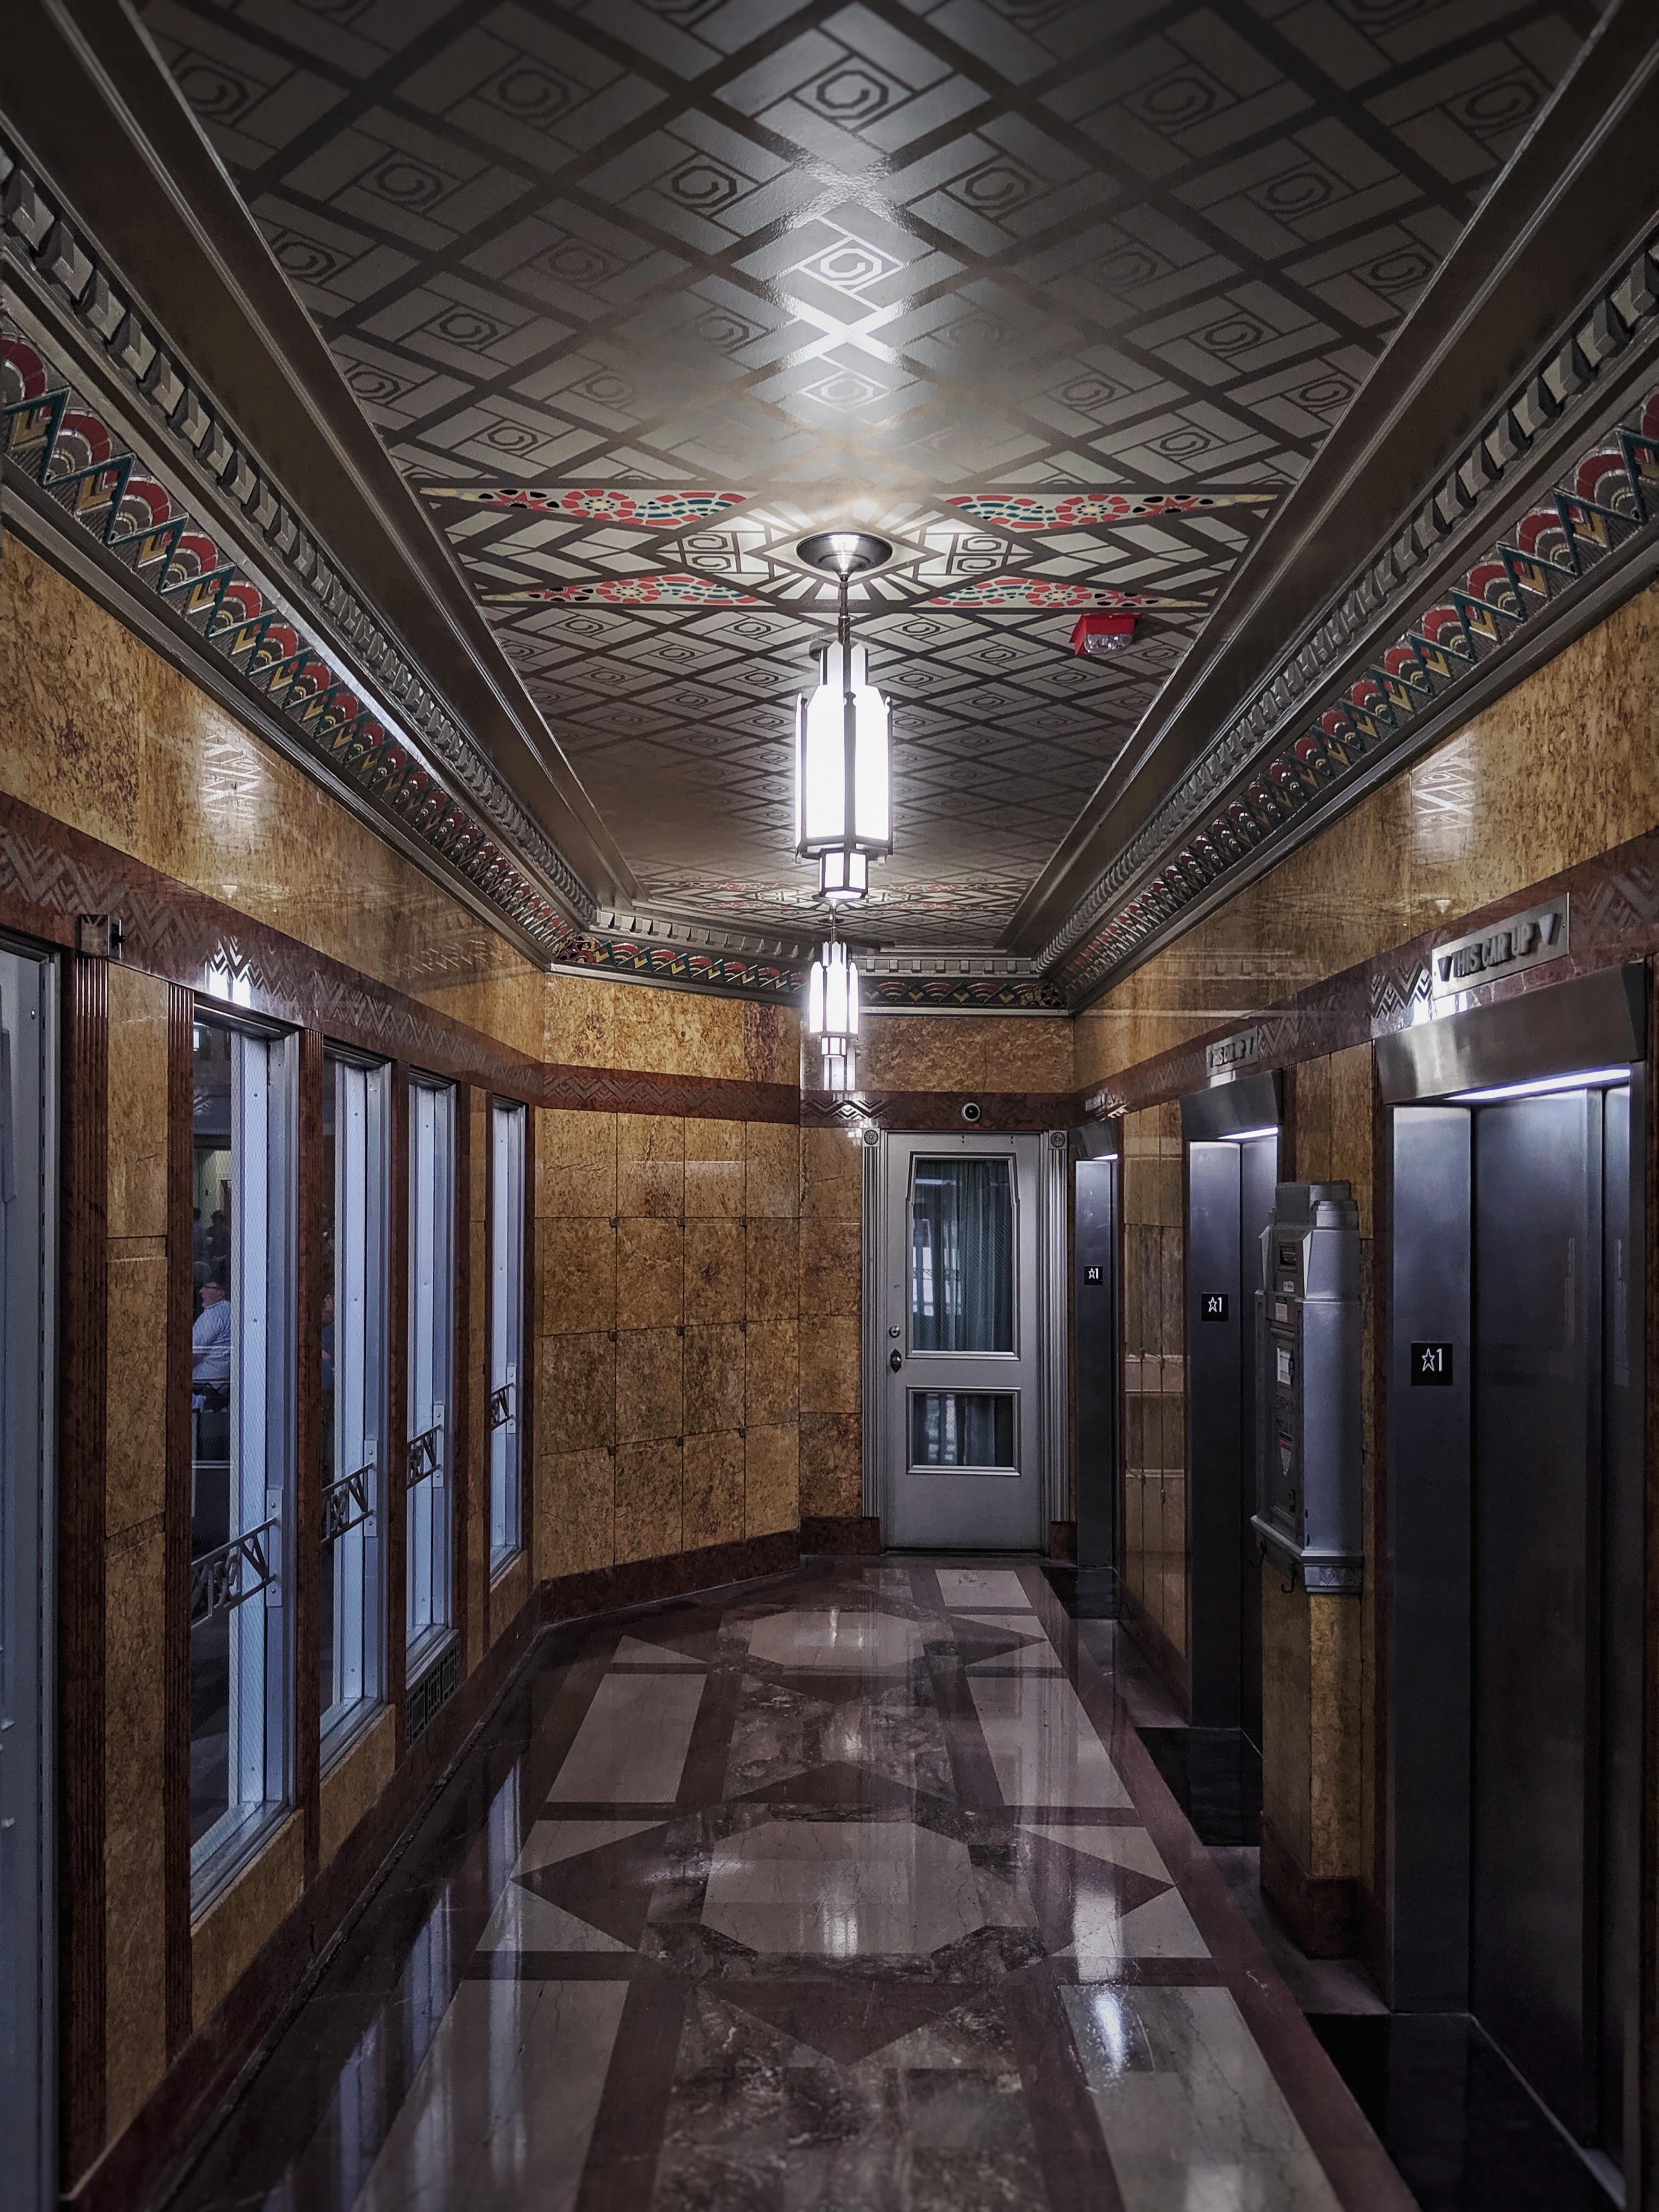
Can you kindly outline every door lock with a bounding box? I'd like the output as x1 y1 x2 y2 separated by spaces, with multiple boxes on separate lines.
889 1349 903 1372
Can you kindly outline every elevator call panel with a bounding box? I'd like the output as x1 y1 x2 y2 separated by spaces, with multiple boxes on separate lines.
1252 1182 1363 1595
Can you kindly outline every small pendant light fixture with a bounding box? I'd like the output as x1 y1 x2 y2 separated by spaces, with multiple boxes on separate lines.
806 926 860 1093
794 532 893 905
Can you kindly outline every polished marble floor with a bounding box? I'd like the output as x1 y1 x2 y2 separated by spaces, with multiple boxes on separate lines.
166 1560 1412 2211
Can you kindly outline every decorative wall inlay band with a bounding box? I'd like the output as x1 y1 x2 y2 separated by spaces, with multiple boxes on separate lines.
1088 830 1659 1122
0 139 595 932
1429 896 1569 999
1044 230 1659 999
800 1090 1077 1135
0 794 803 1121
559 934 1066 1011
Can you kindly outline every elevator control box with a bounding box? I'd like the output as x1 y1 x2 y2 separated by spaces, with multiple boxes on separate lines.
1252 1182 1362 1595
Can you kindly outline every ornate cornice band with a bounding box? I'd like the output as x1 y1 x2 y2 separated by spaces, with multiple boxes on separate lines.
1043 227 1659 1003
1 135 596 953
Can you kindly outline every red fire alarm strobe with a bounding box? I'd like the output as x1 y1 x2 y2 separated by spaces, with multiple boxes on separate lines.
1070 612 1138 657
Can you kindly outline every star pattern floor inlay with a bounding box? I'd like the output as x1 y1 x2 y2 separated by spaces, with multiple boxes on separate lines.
162 1560 1410 2211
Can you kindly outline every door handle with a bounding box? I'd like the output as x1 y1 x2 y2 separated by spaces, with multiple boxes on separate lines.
889 1349 903 1372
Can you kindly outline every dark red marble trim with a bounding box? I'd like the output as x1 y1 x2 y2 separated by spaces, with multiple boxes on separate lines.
1092 824 1659 1119
59 951 109 2180
0 794 800 1121
801 1088 1076 1132
1048 1519 1077 1562
540 1531 799 1625
163 984 195 2055
798 1514 881 1556
64 1582 544 2212
1643 962 1659 2196
1261 1813 1358 1959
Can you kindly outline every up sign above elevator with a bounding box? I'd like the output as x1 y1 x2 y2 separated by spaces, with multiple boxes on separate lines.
1430 897 1570 1001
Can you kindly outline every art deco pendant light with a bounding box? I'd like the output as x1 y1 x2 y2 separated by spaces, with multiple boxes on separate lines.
793 533 891 906
806 930 860 1092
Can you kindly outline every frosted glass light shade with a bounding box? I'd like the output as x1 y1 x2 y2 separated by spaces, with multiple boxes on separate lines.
817 848 867 904
821 1042 857 1092
806 940 860 1043
794 641 890 867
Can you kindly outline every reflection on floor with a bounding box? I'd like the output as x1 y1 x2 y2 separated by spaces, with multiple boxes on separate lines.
164 1560 1410 2211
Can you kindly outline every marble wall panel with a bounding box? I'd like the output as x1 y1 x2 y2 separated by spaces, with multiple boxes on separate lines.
536 1110 617 1221
104 1519 166 2137
107 966 169 1239
106 1248 168 1537
799 1411 861 1518
745 1422 799 1539
616 1217 684 1330
190 1815 305 2031
745 1217 799 1322
800 1314 860 1418
744 1320 798 1430
744 1119 800 1219
616 1440 683 1564
1261 1572 1314 1874
618 1114 684 1220
537 1448 616 1581
800 1127 863 1220
684 1323 744 1436
540 1215 617 1336
800 1217 861 1318
540 1332 617 1452
615 1328 683 1444
319 1711 396 1868
683 1430 744 1552
685 1216 744 1322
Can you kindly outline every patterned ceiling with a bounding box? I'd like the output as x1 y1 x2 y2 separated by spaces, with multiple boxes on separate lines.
143 0 1600 949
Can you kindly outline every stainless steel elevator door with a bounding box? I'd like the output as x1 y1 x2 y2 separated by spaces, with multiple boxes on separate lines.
882 1134 1043 1550
1186 1131 1276 1741
1471 1088 1601 2140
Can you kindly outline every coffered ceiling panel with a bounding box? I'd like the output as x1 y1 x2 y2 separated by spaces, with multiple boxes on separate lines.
143 0 1600 947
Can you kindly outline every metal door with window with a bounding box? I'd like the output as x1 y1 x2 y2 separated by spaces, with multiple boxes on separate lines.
882 1133 1043 1549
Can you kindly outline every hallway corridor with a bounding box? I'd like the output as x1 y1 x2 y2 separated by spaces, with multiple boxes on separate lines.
165 1562 1404 2212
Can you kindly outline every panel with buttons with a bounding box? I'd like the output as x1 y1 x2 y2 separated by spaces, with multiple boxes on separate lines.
1252 1183 1362 1594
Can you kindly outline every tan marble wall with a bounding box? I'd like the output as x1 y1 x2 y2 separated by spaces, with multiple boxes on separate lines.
1263 1047 1375 1887
855 1013 1073 1094
799 1127 865 1521
190 1815 305 2031
103 964 171 2136
1121 1102 1187 1677
1073 579 1659 1089
534 1111 801 1583
318 1711 397 1867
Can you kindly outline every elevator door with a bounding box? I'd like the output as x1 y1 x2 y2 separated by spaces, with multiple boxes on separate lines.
1186 1131 1276 1741
883 1134 1043 1550
1471 1087 1619 2142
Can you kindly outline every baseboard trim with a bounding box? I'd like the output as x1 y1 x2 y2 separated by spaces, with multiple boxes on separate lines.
800 1514 882 1556
1118 1585 1190 1717
1260 1812 1358 1960
541 1531 799 1621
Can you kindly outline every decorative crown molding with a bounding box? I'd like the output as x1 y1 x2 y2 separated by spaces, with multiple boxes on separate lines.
1 135 596 945
1041 227 1659 1002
